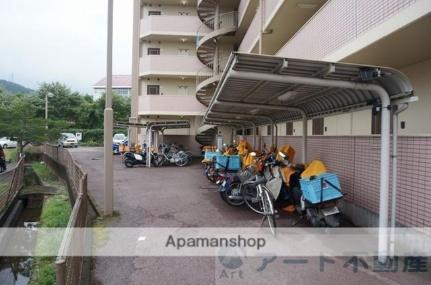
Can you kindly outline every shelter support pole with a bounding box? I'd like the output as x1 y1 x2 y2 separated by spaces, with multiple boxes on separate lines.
274 124 278 148
253 125 256 150
104 0 114 216
389 103 408 258
226 69 392 262
302 116 308 164
147 126 152 168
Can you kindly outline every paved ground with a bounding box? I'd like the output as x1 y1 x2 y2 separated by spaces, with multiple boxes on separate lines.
70 147 431 285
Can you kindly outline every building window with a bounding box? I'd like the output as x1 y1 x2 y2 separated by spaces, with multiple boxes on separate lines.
178 48 190 55
267 125 272 136
147 85 160 95
286 122 293 135
177 85 189 96
148 11 161 16
147 48 160 55
312 118 324 135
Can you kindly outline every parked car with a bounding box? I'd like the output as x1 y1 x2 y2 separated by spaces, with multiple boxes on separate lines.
113 133 127 145
58 133 78 148
0 137 17 148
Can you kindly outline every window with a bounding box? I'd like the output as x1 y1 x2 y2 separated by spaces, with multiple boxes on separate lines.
267 125 272 136
147 48 160 55
147 85 160 95
148 11 161 16
312 118 324 135
286 122 293 135
177 86 189 96
178 48 190 55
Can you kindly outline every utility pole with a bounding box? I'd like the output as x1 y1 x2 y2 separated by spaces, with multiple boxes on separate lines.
104 0 114 216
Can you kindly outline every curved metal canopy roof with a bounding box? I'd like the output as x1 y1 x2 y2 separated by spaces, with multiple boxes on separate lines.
204 53 414 125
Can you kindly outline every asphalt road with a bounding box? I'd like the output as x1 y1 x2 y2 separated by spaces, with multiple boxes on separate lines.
69 147 431 285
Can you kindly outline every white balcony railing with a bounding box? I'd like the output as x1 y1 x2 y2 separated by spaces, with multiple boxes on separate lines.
141 15 211 38
276 0 419 60
138 95 206 115
140 55 212 76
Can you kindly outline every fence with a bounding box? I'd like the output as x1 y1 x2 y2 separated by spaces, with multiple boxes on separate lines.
0 157 25 218
43 144 89 285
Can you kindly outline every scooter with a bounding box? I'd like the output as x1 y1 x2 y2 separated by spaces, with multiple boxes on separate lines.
277 152 344 227
123 152 147 168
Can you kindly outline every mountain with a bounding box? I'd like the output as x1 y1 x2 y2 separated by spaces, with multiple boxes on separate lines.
0 79 34 94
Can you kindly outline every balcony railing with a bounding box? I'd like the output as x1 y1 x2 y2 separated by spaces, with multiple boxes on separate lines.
139 95 207 115
276 0 418 60
141 15 211 38
140 55 212 76
196 11 238 44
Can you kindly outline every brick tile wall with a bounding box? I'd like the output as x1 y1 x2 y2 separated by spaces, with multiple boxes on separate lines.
258 135 431 227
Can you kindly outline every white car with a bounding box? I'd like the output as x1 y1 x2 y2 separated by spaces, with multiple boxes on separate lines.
113 133 127 145
0 137 17 148
58 133 78 148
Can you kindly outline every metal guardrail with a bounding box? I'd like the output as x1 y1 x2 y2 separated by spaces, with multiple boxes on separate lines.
196 11 238 44
43 144 89 285
0 156 25 217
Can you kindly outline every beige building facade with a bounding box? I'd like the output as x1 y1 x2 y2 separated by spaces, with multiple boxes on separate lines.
132 0 431 227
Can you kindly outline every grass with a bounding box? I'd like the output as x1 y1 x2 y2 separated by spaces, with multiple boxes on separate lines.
30 162 71 285
4 148 17 163
32 162 57 182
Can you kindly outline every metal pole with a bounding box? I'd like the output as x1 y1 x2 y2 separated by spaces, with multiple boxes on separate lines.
302 116 308 163
45 93 48 129
103 0 114 216
130 0 141 145
259 0 264 54
389 103 408 258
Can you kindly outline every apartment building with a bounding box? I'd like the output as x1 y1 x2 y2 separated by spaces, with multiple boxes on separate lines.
132 1 431 226
93 75 132 99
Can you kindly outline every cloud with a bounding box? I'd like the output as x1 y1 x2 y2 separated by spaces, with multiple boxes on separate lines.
0 0 132 94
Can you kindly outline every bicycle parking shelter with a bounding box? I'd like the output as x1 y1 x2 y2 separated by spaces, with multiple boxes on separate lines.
115 120 190 168
204 52 417 262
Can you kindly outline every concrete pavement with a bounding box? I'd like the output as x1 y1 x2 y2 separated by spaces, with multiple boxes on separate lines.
69 147 431 285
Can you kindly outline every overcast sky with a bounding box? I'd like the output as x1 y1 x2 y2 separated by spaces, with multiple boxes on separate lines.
0 0 132 94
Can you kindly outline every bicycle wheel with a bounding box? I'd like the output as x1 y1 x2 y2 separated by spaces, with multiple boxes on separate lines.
220 181 245 207
243 185 266 215
261 187 277 235
206 166 218 183
175 153 188 167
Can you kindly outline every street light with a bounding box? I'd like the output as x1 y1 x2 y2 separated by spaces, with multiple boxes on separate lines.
45 92 54 129
104 0 114 216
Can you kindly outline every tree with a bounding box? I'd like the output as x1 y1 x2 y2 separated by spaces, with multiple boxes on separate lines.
37 82 84 124
0 94 69 156
96 93 131 124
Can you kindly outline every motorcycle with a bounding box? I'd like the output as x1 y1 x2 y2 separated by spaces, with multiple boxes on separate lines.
123 150 158 168
277 152 344 227
123 152 146 168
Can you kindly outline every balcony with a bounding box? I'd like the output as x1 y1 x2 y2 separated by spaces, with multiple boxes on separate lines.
140 55 212 77
138 95 207 116
276 0 429 61
239 0 325 54
140 16 211 39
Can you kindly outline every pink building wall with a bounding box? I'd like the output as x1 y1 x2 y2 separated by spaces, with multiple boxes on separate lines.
257 135 431 227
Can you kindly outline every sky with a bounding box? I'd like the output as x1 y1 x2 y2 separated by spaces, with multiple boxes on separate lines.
0 0 133 94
